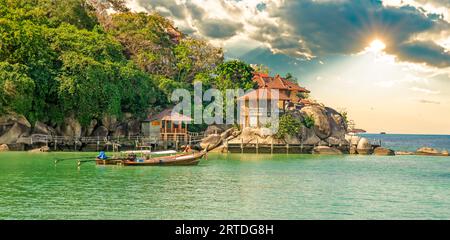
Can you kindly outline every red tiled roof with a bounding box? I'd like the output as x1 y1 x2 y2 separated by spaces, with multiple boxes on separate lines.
252 73 310 93
238 89 291 101
146 108 192 122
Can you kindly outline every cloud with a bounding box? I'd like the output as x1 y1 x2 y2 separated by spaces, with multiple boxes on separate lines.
410 86 441 94
129 0 450 67
395 40 450 67
419 99 441 104
260 0 450 67
195 19 243 39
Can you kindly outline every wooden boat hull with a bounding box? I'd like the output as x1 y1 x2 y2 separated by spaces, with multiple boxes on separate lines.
123 151 206 166
95 151 206 166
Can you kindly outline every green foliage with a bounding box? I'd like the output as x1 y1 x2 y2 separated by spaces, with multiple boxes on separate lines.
276 114 302 139
214 60 256 92
302 115 315 128
0 62 35 114
339 109 349 125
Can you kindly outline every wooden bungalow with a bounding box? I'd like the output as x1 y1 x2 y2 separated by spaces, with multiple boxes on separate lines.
141 108 192 143
238 73 310 128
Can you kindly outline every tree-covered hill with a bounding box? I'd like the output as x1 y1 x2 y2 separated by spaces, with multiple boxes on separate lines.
0 0 252 131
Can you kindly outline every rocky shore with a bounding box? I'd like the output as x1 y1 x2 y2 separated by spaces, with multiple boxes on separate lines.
199 105 449 157
0 113 141 151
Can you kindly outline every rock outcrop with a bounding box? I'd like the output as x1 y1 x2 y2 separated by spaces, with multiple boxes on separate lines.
416 147 440 155
0 114 31 145
313 146 343 155
57 117 82 138
33 121 56 136
0 144 9 152
300 106 331 140
374 147 395 156
356 137 372 155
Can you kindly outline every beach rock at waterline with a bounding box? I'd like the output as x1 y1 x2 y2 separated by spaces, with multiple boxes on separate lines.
0 144 9 152
416 147 440 155
28 146 50 153
0 123 31 144
313 146 343 155
92 126 109 137
300 106 331 140
374 147 395 156
442 150 449 156
200 134 222 150
356 137 372 155
300 127 321 145
349 145 357 154
395 151 415 155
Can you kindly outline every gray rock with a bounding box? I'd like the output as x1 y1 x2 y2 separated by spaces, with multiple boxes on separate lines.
57 117 82 138
113 124 127 137
300 106 331 140
313 146 343 155
102 115 117 130
33 121 56 136
92 126 109 137
416 147 440 155
200 134 222 150
357 137 372 155
83 119 97 137
374 147 395 156
127 119 141 136
0 123 30 144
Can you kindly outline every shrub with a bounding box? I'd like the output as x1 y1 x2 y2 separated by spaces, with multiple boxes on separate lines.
302 115 315 128
276 114 302 139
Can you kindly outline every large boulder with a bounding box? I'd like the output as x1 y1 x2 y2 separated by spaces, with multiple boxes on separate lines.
374 147 395 156
127 119 141 136
300 106 331 140
356 137 372 155
82 119 97 137
33 121 56 136
0 144 9 152
0 123 31 144
28 146 50 153
200 134 222 150
92 126 109 137
313 146 343 155
57 117 82 138
416 147 440 155
113 123 127 137
102 115 118 131
300 126 321 145
325 107 347 140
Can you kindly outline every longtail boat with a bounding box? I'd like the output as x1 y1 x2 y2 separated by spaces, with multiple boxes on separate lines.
95 149 206 166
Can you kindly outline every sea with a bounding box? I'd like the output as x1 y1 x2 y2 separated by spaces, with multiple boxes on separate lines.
0 134 450 219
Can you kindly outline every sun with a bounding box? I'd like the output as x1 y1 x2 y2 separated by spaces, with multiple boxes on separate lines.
367 39 386 53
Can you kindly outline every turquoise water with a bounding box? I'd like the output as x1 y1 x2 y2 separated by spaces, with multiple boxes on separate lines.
1 152 450 219
360 133 450 152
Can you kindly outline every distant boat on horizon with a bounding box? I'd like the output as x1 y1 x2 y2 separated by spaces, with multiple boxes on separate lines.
380 132 387 134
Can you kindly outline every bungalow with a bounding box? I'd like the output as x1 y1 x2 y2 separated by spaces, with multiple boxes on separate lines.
238 73 310 128
141 108 192 143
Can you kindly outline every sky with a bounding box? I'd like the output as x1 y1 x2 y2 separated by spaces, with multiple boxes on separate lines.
126 0 450 134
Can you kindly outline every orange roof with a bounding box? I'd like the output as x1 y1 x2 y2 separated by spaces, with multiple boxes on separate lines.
252 73 310 93
146 108 192 122
238 89 291 101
